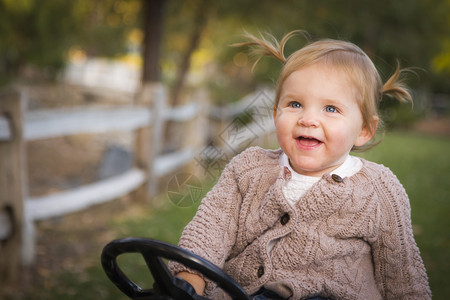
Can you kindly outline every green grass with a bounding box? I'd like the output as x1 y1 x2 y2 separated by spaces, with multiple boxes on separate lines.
6 131 449 299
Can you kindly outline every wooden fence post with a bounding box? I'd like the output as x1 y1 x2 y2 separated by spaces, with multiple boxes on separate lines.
0 89 26 288
148 84 166 197
182 88 209 177
134 82 166 201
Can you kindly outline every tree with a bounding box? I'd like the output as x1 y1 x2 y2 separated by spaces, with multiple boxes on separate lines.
0 0 140 85
169 0 212 106
141 0 165 83
0 0 78 83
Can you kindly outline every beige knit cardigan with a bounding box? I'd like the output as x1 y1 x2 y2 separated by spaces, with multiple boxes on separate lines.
169 147 431 299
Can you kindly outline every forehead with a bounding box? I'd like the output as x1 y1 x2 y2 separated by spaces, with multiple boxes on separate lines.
281 62 358 97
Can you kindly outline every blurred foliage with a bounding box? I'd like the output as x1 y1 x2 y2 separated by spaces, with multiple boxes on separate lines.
0 0 78 82
0 0 140 85
0 0 449 105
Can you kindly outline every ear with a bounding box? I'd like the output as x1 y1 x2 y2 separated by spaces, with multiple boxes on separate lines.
355 116 379 147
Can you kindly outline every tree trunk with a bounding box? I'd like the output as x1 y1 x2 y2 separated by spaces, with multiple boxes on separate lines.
170 0 211 106
134 0 166 201
141 0 166 83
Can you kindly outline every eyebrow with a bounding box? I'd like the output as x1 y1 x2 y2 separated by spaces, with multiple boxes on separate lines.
323 98 348 107
279 93 302 102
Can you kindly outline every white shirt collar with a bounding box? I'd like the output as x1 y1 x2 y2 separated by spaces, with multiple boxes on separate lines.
280 152 362 179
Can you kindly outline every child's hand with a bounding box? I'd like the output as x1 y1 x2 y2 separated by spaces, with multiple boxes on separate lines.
176 271 206 296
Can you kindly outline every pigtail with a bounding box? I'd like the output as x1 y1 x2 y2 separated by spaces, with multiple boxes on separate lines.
353 62 415 152
381 62 414 104
233 30 308 70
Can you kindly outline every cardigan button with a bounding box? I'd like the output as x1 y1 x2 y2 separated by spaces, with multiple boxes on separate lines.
280 213 290 225
257 265 264 278
331 174 343 183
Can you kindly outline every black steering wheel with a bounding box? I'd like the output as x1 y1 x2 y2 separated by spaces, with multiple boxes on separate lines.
101 237 249 300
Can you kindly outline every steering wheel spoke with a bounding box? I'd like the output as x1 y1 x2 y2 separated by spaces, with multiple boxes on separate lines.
101 237 249 300
143 253 173 295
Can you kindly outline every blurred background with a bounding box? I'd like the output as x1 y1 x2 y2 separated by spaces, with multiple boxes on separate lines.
0 0 449 299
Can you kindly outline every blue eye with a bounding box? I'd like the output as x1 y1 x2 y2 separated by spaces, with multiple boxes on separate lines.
325 106 337 113
290 102 301 108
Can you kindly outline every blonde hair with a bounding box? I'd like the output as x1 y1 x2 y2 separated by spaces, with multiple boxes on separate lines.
235 30 413 151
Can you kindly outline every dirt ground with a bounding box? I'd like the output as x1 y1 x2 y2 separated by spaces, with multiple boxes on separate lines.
2 195 138 298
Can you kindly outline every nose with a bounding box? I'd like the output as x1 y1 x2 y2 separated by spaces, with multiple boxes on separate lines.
297 110 319 127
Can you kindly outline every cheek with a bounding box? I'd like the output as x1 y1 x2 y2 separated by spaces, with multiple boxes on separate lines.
275 122 288 141
326 122 359 145
274 115 288 132
274 117 292 145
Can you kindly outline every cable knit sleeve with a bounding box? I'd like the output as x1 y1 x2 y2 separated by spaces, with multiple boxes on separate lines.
168 152 244 293
370 167 431 299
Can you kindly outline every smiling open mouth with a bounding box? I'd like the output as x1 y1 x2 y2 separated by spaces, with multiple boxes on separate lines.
297 136 323 147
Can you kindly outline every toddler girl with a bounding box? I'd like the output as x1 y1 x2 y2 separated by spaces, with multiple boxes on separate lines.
169 31 431 300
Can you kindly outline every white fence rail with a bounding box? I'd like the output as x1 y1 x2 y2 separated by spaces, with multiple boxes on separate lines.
0 99 200 219
24 107 152 140
26 168 146 221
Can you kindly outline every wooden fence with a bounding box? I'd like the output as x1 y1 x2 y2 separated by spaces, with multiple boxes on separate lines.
0 84 275 286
